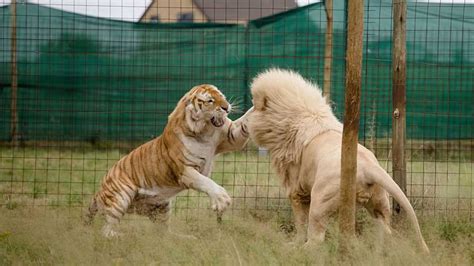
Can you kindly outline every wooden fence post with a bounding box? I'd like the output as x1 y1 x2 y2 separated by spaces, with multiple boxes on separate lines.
392 0 407 216
339 0 364 248
323 0 334 100
10 0 19 146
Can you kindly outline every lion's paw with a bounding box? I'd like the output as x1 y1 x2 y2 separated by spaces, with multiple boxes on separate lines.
301 239 323 251
285 241 302 250
286 238 306 248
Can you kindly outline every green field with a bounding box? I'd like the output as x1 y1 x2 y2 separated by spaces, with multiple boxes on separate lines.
0 146 472 219
0 146 473 264
0 146 288 214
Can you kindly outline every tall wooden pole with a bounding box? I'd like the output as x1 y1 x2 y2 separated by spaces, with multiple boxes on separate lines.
392 0 407 216
323 0 334 100
10 0 19 146
339 0 364 245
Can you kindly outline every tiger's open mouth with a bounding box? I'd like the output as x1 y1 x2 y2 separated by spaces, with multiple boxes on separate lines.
211 117 224 127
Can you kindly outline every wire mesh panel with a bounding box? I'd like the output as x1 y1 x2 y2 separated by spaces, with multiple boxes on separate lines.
352 0 474 220
0 0 472 222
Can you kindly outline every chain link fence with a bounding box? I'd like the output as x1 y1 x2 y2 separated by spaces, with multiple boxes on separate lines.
0 0 472 221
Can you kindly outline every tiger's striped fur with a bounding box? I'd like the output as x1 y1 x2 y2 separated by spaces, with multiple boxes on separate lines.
85 84 252 237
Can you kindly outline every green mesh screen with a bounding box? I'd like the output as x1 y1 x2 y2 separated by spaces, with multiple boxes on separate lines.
0 2 472 142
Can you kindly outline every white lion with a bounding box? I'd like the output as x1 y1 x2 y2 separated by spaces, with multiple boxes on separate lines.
247 68 429 253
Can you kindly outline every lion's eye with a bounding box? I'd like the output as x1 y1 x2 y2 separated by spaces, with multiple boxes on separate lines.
207 99 214 103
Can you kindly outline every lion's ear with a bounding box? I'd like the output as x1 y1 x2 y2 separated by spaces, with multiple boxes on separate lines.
253 96 268 111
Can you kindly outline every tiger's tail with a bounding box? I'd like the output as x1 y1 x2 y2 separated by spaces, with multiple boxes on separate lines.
83 196 99 225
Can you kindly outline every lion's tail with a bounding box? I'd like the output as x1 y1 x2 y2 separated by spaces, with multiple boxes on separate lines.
367 164 430 254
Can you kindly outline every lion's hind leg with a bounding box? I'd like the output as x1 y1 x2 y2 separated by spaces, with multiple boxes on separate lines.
363 186 392 253
365 186 392 235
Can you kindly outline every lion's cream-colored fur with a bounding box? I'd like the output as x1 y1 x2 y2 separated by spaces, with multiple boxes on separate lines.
248 68 429 253
249 68 342 186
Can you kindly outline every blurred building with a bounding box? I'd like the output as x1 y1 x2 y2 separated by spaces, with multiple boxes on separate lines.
139 0 297 23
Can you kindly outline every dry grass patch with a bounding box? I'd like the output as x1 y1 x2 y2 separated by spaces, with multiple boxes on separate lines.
0 207 472 265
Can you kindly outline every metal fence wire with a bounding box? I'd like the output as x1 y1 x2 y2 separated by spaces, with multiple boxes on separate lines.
0 0 472 221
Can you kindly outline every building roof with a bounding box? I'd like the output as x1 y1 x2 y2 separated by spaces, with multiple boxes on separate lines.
193 0 298 22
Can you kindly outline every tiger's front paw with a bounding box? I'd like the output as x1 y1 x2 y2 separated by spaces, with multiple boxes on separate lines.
209 185 232 214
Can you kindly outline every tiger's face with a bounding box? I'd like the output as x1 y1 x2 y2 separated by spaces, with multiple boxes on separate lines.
186 84 231 127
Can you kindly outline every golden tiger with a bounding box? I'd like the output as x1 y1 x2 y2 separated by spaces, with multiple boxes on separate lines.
85 84 253 237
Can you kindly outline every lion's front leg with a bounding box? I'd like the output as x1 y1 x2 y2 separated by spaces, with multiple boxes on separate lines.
289 192 310 245
180 167 232 216
304 182 340 248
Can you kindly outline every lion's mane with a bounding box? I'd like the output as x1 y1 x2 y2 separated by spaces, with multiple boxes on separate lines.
248 68 342 185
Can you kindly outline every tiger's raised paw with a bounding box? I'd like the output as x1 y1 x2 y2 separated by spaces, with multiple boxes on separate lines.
209 185 232 213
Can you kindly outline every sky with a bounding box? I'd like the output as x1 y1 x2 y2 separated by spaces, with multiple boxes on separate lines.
1 0 473 22
0 0 152 21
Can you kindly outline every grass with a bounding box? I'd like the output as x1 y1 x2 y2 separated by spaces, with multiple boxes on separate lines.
0 144 472 264
0 145 472 219
0 145 284 209
0 207 473 265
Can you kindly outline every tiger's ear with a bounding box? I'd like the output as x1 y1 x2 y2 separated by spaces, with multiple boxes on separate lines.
183 97 191 106
185 98 201 120
190 109 200 120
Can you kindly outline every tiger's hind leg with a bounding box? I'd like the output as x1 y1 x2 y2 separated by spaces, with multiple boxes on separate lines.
154 202 196 240
131 196 197 240
129 195 172 228
100 190 137 238
102 215 121 238
146 201 172 225
84 196 99 225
